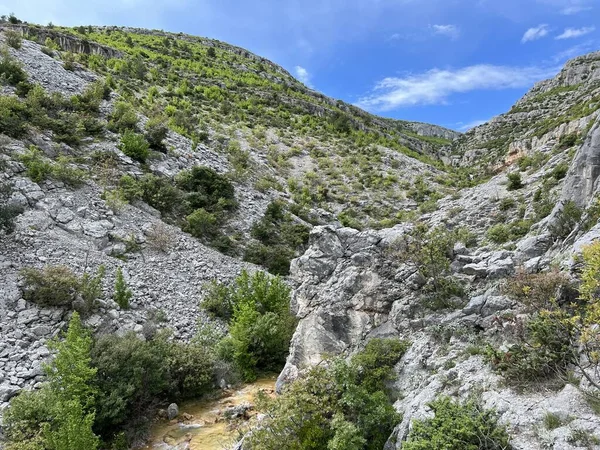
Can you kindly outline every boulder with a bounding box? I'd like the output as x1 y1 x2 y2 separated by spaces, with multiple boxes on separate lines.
167 403 179 420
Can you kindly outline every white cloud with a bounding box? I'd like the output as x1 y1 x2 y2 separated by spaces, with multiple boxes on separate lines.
521 24 549 43
294 66 313 87
555 26 595 39
356 64 560 111
561 5 592 14
457 119 489 132
431 24 460 40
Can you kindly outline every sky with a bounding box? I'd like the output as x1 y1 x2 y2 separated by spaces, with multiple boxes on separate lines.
4 0 600 131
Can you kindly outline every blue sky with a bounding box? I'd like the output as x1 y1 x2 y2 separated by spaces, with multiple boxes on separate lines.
4 0 599 131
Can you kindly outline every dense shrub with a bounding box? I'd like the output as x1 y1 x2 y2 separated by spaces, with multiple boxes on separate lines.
176 165 236 212
21 265 81 307
244 200 310 275
558 133 577 150
507 172 523 190
5 30 22 49
108 101 137 132
144 117 168 151
3 313 100 450
246 338 409 450
185 208 218 239
548 163 568 181
0 49 27 85
403 397 511 450
486 309 575 386
207 270 294 380
487 223 510 244
118 129 150 162
0 95 28 137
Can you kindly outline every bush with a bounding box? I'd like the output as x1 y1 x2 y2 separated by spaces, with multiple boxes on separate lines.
487 224 510 244
210 270 295 380
108 101 137 133
0 49 27 85
0 95 27 137
0 183 23 234
504 269 572 310
550 200 582 238
403 396 511 450
558 133 577 150
19 146 53 183
113 267 131 309
21 265 81 307
176 165 236 212
145 221 176 252
136 174 182 216
5 30 22 49
549 163 569 181
118 130 150 162
52 156 88 187
246 338 409 450
185 208 218 239
507 172 523 190
244 200 310 275
486 309 575 386
144 117 168 151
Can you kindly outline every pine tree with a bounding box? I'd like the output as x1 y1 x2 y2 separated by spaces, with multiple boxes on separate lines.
114 267 132 309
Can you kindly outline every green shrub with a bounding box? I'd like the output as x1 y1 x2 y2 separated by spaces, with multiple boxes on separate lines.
136 174 182 215
403 396 511 450
18 146 52 183
486 309 575 385
550 200 582 238
498 197 516 211
507 172 523 190
0 49 27 85
176 165 236 212
543 412 562 430
185 208 218 239
558 133 577 150
214 270 294 380
0 95 27 137
108 101 137 132
0 183 23 234
52 156 88 187
549 163 569 181
504 268 571 310
244 200 310 275
144 117 168 151
113 267 132 309
246 338 409 450
118 130 149 162
5 30 22 49
21 265 81 307
487 224 511 244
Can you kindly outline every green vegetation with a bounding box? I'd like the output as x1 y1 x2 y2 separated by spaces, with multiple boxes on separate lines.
246 338 410 450
244 200 310 275
113 267 132 309
118 129 150 162
486 220 532 245
403 396 511 450
394 224 466 309
204 270 295 380
507 172 523 190
0 183 24 234
549 200 582 238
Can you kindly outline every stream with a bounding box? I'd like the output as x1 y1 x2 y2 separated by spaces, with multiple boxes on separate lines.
142 376 276 450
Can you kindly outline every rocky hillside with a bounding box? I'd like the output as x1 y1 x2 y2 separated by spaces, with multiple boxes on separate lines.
279 54 600 449
2 16 600 450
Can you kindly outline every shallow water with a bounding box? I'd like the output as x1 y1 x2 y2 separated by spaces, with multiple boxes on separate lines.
142 376 276 450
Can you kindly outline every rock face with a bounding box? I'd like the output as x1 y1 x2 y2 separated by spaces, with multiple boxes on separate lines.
559 115 600 209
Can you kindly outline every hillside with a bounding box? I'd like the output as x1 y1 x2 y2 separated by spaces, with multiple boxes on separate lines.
2 16 600 450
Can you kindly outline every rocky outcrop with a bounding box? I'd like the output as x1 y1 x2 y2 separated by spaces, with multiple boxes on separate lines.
3 24 122 59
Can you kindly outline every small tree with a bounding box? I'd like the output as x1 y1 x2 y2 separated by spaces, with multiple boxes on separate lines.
5 29 22 49
507 172 523 190
118 130 150 162
114 267 132 309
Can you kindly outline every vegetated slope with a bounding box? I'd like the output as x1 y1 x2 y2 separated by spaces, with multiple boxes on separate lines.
447 51 600 175
275 50 600 450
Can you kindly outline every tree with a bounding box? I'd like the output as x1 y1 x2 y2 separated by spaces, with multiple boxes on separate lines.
44 400 99 450
114 267 132 309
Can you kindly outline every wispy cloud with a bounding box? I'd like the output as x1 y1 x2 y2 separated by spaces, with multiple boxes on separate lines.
356 64 560 111
457 119 489 132
431 24 460 40
294 65 313 87
555 26 595 39
561 5 592 14
521 24 550 43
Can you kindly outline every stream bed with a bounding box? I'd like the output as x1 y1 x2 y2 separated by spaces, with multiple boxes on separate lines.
142 376 276 450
